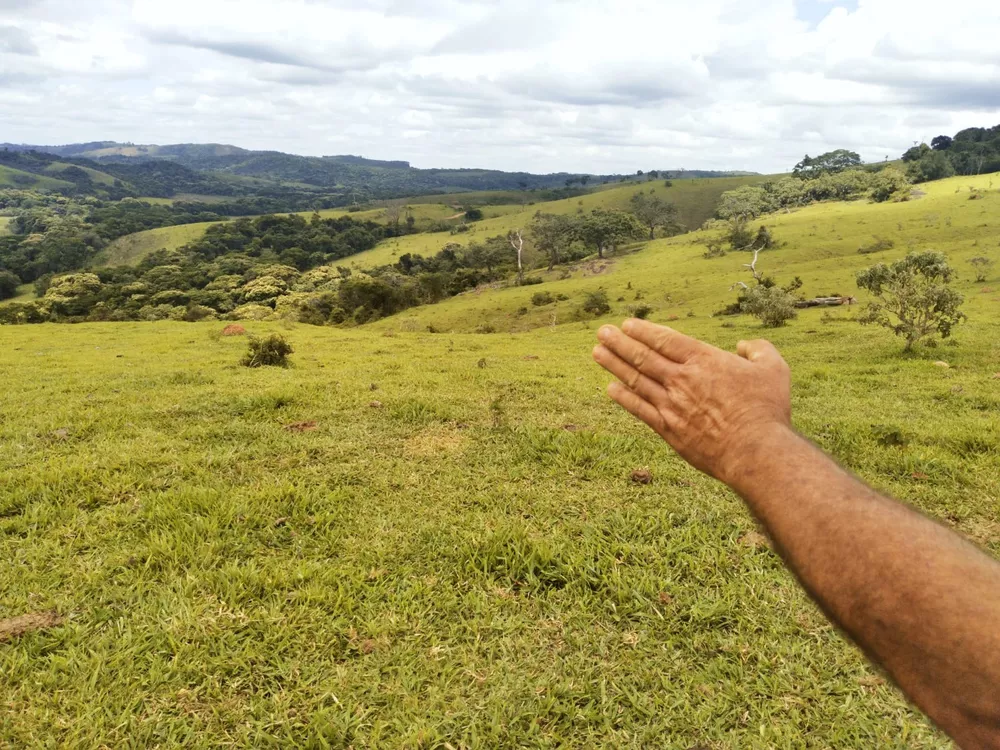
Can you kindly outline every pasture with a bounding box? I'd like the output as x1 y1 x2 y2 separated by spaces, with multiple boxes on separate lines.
1 172 998 748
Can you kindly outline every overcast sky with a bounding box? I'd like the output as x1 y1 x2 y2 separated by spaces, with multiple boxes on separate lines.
1 0 998 174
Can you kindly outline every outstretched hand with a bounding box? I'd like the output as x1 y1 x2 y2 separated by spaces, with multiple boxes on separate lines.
593 319 792 485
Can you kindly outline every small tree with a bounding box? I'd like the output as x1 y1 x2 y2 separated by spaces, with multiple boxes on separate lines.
856 252 966 351
530 212 576 270
629 193 681 240
968 256 995 283
581 290 611 316
729 249 797 327
579 210 645 259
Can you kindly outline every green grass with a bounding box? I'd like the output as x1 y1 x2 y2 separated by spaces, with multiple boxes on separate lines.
344 177 766 271
6 315 996 747
42 162 118 186
4 173 1000 747
0 165 75 192
378 172 1000 334
0 283 35 306
95 222 227 266
0 216 11 234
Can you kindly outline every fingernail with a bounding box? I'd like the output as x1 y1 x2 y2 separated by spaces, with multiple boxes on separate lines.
621 319 635 333
597 326 614 342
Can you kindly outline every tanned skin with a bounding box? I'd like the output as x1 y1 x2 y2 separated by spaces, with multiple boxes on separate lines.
593 318 1000 749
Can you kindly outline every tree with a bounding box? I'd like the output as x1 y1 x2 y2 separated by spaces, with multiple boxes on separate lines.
629 193 681 240
381 199 406 230
0 270 20 300
906 151 955 183
530 212 576 270
856 252 966 351
931 135 953 151
868 167 910 203
581 175 591 186
579 210 645 259
43 272 103 317
727 249 797 327
507 230 525 284
968 256 995 283
793 149 863 178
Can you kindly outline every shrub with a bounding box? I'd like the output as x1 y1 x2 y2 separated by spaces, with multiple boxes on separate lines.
520 277 544 286
968 256 995 282
856 251 966 350
464 208 484 221
532 291 555 306
241 334 293 368
703 241 726 259
628 304 653 320
581 290 611 317
0 270 20 300
475 323 496 334
555 293 570 301
858 236 895 255
740 285 798 327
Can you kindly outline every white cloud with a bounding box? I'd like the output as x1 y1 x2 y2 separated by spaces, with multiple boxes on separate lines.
0 0 997 173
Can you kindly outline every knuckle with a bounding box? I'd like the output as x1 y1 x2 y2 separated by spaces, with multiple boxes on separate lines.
632 345 648 369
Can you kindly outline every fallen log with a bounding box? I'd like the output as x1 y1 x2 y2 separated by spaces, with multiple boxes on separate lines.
794 296 856 309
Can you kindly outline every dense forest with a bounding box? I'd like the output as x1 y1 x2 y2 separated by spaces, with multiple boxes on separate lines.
902 124 1000 182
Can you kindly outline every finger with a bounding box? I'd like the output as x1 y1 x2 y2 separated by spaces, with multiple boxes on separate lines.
607 382 667 434
593 345 670 405
620 319 707 363
737 339 783 364
596 325 679 382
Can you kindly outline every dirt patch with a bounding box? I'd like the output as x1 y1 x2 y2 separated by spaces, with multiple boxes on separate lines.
403 426 466 458
0 611 63 643
739 531 772 550
222 324 247 336
284 421 318 433
630 468 653 485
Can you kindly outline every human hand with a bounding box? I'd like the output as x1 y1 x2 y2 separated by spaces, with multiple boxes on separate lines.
593 319 792 485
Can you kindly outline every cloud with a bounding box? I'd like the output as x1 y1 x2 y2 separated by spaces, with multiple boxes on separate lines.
0 0 996 174
0 24 38 55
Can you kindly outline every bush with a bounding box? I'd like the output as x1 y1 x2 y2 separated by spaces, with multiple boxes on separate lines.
532 291 555 306
703 241 726 259
520 277 543 286
856 251 966 350
581 290 611 317
740 285 798 327
464 208 484 221
858 236 895 255
968 256 994 282
0 270 20 300
628 304 653 319
241 334 293 368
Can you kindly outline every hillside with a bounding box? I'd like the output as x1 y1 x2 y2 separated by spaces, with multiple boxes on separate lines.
4 141 757 199
96 176 763 269
0 164 75 191
376 172 1000 333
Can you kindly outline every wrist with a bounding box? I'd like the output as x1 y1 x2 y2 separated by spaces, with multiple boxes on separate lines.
717 421 798 490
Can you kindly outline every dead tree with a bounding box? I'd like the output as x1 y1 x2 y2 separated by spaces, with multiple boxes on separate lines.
508 230 525 284
729 248 764 291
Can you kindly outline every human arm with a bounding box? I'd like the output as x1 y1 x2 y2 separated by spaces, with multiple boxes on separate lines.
592 318 1000 748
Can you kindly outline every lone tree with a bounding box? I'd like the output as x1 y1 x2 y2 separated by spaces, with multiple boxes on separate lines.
856 251 966 351
530 212 576 270
729 249 798 328
580 210 645 259
968 256 995 283
507 230 525 284
629 193 681 240
793 149 863 178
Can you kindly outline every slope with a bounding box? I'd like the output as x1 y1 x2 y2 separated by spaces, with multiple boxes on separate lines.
342 175 767 270
0 164 75 191
370 172 1000 334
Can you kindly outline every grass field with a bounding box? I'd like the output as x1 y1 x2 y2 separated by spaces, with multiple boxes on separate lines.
42 162 118 186
2 172 998 747
101 176 763 270
6 310 998 746
377 173 1000 333
95 222 227 266
0 165 75 192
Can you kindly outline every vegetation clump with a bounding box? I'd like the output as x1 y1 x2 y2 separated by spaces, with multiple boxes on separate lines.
581 290 611 317
968 256 994 282
241 334 293 368
856 251 966 351
858 236 895 255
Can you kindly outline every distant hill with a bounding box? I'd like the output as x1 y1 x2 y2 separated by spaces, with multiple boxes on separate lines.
2 141 758 201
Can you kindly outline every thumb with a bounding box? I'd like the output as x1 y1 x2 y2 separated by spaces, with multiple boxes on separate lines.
737 339 782 364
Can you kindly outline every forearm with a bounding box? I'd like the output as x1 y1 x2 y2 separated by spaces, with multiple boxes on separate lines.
725 425 1000 747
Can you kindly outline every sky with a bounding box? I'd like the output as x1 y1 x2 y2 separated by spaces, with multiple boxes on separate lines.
0 0 998 175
